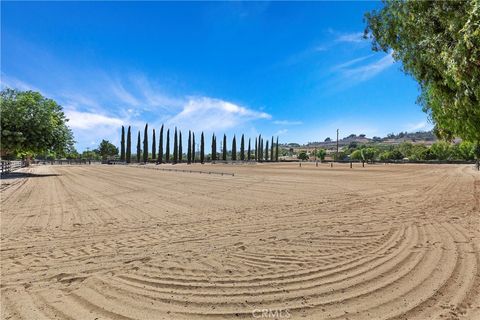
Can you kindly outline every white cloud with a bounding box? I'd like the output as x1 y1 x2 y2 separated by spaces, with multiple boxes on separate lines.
65 110 124 129
1 74 43 93
130 75 184 110
335 32 365 43
274 129 288 136
342 52 394 82
167 97 271 132
331 54 376 71
3 70 271 150
406 121 432 132
110 82 141 106
273 120 302 125
328 52 395 90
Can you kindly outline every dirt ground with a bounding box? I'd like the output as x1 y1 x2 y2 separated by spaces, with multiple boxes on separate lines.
1 163 479 319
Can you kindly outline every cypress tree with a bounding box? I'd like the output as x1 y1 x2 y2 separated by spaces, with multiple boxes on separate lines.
258 135 262 162
173 127 178 164
179 131 183 163
271 136 274 162
126 126 131 163
247 138 251 161
260 138 264 161
222 134 227 161
240 134 245 161
187 130 192 164
275 136 279 162
120 126 125 161
265 140 269 161
213 135 217 160
158 124 164 164
232 135 237 161
211 133 216 161
143 123 148 163
200 132 205 163
255 137 258 161
192 131 195 163
136 131 141 163
165 129 170 163
152 129 156 160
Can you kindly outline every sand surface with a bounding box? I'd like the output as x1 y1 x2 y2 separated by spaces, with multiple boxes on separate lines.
1 163 479 319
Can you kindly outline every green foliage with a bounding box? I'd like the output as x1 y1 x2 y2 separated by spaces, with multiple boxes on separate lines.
298 151 309 161
409 144 430 161
0 88 74 157
98 140 118 160
275 136 279 162
120 126 125 161
82 149 101 161
361 147 377 161
232 135 237 161
258 136 263 161
453 141 475 161
365 1 480 146
379 149 404 161
173 127 178 164
152 129 156 160
136 131 141 163
165 129 170 163
430 141 452 160
348 141 358 150
397 142 413 158
211 133 216 161
200 132 205 163
192 132 195 163
248 138 252 161
179 131 183 163
65 146 79 159
143 124 148 163
265 140 269 161
188 130 192 164
222 134 227 161
240 134 245 161
126 126 131 163
350 150 363 161
158 125 164 164
270 136 274 161
316 148 327 161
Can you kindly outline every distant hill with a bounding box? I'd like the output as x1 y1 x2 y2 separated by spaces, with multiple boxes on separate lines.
283 131 437 151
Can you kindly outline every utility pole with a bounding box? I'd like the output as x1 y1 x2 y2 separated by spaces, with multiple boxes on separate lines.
336 129 339 161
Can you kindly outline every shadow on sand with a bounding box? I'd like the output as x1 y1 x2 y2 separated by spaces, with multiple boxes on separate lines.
1 172 61 180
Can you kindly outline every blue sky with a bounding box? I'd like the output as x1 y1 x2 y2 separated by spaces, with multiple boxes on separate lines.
1 1 432 151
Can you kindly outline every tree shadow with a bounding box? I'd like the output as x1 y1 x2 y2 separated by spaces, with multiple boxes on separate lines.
0 172 61 180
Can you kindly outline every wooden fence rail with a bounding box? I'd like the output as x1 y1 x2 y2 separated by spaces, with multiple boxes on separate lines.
132 165 234 177
1 160 24 176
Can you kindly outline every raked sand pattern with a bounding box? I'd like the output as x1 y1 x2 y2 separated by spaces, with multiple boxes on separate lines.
1 163 479 319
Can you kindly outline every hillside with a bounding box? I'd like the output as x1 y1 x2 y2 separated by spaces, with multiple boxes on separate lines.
284 131 437 152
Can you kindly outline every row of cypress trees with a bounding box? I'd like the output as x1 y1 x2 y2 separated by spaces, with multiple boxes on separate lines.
119 124 280 164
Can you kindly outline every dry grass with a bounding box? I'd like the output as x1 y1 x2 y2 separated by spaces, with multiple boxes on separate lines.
1 163 479 319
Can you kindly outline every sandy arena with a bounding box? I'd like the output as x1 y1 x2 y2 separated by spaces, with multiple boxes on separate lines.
1 163 479 319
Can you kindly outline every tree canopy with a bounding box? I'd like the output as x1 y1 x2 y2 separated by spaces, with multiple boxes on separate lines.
98 140 118 160
0 88 74 157
364 1 480 149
